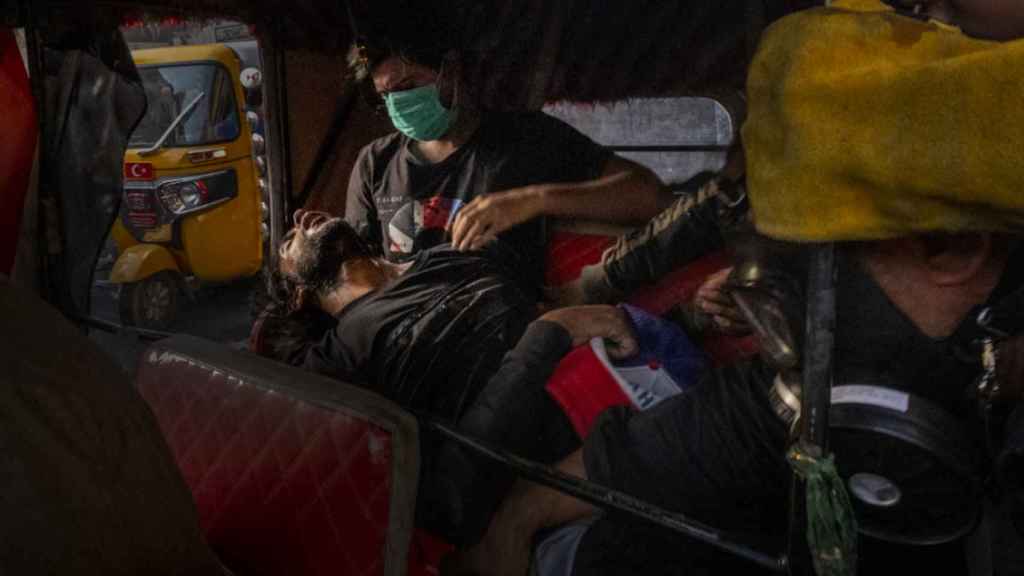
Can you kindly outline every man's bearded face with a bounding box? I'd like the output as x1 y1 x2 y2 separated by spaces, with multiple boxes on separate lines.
279 210 368 292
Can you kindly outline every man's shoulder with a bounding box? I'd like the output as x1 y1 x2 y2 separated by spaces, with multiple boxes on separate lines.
413 243 516 276
358 131 406 164
386 246 492 293
351 131 409 193
482 109 576 136
479 110 602 164
415 243 478 266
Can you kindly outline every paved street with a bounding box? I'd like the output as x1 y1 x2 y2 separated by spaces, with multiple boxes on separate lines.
89 253 258 375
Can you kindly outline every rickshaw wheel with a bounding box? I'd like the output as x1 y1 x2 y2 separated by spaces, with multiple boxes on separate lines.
119 271 180 331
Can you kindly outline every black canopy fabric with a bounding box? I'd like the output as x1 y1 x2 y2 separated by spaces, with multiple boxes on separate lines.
63 0 813 107
344 0 781 108
36 12 146 318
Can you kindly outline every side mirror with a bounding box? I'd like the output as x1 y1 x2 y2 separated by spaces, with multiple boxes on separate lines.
240 67 263 90
240 67 263 107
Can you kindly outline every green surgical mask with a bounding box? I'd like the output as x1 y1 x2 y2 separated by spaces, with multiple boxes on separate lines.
383 84 457 142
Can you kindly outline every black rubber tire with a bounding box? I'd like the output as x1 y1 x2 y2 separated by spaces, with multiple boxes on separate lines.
119 271 180 331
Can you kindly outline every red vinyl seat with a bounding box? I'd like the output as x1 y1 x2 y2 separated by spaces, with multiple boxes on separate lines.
136 335 421 576
224 226 753 574
545 230 758 365
0 28 37 275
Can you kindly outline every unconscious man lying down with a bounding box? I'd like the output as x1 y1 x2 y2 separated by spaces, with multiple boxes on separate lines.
261 208 538 421
254 209 642 544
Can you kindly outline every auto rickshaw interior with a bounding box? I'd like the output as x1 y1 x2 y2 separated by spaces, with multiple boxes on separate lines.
3 1 1022 575
33 0 762 369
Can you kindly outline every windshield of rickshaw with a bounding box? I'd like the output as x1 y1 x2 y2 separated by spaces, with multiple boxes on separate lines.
129 62 239 148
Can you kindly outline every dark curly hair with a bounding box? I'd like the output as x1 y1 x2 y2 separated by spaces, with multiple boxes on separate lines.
346 0 458 95
249 251 338 366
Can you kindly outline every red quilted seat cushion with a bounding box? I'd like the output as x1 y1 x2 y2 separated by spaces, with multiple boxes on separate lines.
544 231 614 287
625 250 758 366
137 336 419 576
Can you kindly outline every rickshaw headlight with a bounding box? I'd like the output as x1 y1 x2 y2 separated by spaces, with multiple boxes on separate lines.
178 182 203 208
156 186 186 213
155 170 237 216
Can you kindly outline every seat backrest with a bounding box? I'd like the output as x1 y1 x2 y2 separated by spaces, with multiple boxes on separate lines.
1 28 37 276
136 335 419 576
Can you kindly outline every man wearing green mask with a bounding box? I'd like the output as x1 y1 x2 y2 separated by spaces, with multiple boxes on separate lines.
345 30 671 292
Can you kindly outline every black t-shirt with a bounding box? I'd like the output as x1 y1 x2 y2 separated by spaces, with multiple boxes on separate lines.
345 110 611 287
300 244 536 422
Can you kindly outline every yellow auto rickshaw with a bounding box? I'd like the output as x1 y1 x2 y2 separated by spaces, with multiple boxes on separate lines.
110 42 266 329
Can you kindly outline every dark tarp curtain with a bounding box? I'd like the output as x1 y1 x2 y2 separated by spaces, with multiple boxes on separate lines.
39 17 146 317
67 0 815 107
348 0 804 109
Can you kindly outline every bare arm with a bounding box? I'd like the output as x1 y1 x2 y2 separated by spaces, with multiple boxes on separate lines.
446 450 597 576
451 155 671 251
535 155 671 223
512 450 596 528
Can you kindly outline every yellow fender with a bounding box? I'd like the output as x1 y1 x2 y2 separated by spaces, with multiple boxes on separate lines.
108 218 138 254
109 244 180 284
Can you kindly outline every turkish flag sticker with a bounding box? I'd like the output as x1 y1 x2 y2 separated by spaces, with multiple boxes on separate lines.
124 162 154 181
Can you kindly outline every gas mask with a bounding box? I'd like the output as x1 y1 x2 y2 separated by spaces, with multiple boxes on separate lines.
725 237 1024 546
725 235 806 433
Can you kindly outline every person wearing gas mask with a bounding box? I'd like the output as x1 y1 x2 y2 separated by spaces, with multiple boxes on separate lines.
445 2 1024 575
344 16 670 292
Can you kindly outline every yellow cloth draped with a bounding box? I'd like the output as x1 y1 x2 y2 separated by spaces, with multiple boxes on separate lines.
743 0 1024 242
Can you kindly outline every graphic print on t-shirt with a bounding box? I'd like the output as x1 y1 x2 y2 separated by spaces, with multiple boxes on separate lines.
387 196 464 255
